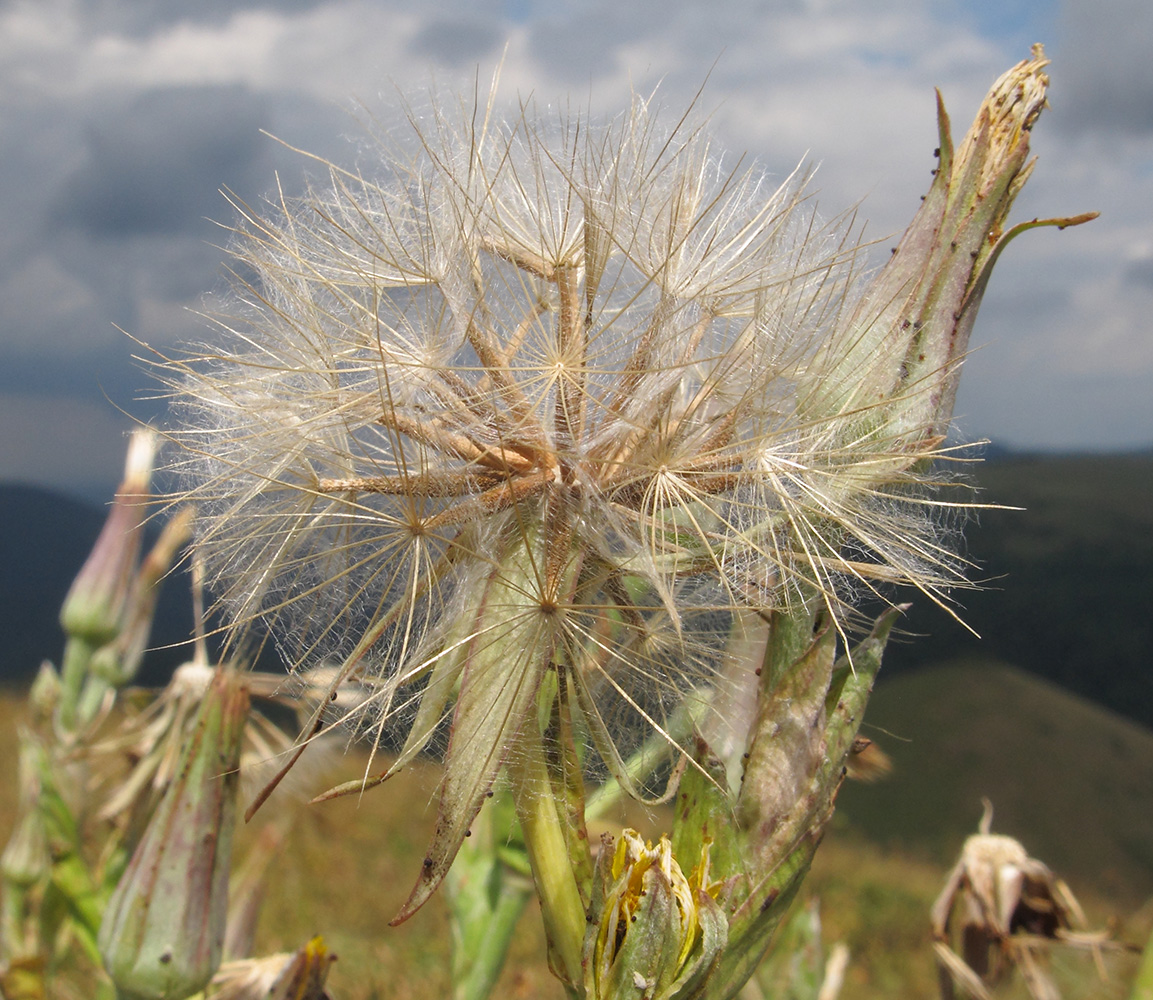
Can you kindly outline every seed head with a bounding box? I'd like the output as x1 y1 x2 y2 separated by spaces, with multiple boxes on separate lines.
157 81 971 890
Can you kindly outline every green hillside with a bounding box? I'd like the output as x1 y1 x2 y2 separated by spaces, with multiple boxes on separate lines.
2 453 1150 997
0 484 199 685
880 452 1153 729
5 451 1152 723
838 657 1153 903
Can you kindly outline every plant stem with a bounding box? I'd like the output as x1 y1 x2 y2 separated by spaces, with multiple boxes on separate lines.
57 636 95 731
446 783 533 1000
505 722 586 990
449 865 532 1000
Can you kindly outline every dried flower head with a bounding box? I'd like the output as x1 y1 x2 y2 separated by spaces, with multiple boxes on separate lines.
157 78 976 900
586 829 724 999
931 800 1124 1000
91 660 318 831
209 937 335 1000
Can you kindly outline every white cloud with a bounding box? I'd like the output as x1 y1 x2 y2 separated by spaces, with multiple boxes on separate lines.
0 392 135 492
1056 0 1153 136
0 0 1149 498
82 11 289 90
0 254 103 352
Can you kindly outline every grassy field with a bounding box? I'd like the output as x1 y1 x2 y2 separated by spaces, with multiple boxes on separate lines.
1 662 1148 999
839 658 1153 904
881 453 1153 731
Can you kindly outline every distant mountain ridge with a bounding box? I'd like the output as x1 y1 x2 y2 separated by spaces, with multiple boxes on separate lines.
877 452 1153 730
3 452 1152 731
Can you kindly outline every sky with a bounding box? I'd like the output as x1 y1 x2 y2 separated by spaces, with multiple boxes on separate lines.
1 0 1150 502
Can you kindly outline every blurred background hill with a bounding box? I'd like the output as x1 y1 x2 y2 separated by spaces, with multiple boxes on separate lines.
879 451 1153 731
0 482 197 685
5 450 1150 724
1 450 1150 997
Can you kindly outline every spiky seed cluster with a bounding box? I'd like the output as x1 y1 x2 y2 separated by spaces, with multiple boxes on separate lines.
160 86 957 801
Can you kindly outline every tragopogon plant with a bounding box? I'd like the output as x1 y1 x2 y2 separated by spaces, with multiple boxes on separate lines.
154 48 1092 997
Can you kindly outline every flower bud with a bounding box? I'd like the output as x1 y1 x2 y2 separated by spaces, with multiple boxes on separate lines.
98 666 248 1000
801 46 1095 449
90 506 195 687
59 427 157 646
586 830 725 1000
0 736 51 889
28 661 61 721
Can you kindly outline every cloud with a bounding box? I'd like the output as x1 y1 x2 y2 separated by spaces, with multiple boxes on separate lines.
80 0 329 38
410 17 505 65
1055 0 1153 135
1126 257 1153 290
955 364 1153 451
0 255 101 352
0 0 1150 503
0 392 136 497
51 84 272 238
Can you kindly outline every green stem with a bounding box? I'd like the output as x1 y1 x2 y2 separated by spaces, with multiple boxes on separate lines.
450 869 532 1000
446 784 533 1000
57 635 95 731
0 879 28 960
76 674 113 728
505 723 586 990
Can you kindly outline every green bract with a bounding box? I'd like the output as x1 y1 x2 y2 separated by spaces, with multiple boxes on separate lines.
98 668 247 1000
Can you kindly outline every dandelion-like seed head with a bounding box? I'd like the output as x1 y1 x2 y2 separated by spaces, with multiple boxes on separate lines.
158 79 961 880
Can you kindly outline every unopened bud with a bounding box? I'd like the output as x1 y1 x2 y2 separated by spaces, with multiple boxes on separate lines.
59 427 157 646
90 506 194 687
28 661 61 719
98 666 248 1000
802 46 1095 449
